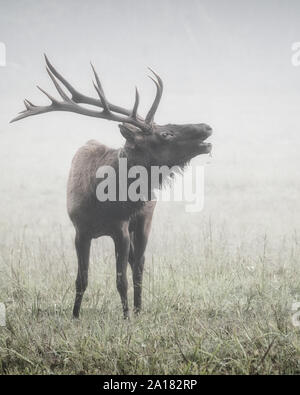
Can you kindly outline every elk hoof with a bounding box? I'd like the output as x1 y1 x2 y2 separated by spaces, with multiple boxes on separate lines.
123 311 130 320
134 307 141 316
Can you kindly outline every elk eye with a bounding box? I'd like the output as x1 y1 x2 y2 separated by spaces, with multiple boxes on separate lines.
161 132 174 140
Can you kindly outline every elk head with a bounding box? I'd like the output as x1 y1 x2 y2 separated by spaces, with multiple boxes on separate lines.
11 55 212 167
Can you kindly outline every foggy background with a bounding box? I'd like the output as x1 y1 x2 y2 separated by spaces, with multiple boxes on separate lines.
0 0 300 245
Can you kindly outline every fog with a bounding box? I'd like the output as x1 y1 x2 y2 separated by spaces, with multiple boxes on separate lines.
2 1 300 375
0 0 300 241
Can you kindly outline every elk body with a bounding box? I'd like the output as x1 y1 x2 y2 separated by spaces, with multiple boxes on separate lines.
11 56 213 318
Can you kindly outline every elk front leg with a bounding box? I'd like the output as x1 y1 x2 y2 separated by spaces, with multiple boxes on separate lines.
129 241 145 315
114 224 130 319
73 233 91 318
129 209 154 314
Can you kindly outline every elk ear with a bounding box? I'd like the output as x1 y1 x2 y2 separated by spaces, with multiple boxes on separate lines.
119 124 142 148
119 124 135 141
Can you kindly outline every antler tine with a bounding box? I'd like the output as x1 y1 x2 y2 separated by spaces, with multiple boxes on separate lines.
23 100 31 110
93 81 109 112
90 63 110 113
10 101 53 123
36 85 58 103
46 66 71 102
148 67 163 91
10 83 65 123
24 99 35 107
131 87 140 120
145 67 163 124
44 54 81 102
17 100 35 115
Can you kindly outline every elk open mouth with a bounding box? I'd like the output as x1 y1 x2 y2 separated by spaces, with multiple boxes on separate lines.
176 137 212 166
198 141 212 153
196 134 213 154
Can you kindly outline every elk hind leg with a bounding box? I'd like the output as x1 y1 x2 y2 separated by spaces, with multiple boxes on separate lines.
129 226 149 315
114 225 130 319
72 232 91 318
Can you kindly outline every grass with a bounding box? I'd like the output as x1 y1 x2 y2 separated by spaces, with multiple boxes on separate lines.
1 214 300 374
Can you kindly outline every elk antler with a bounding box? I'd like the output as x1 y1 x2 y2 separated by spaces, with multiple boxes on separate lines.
145 67 163 124
10 55 163 132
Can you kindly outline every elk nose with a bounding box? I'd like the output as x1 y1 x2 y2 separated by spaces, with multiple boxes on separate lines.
198 124 213 138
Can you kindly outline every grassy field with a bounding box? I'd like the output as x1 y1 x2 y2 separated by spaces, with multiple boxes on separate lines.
0 213 300 374
0 124 300 375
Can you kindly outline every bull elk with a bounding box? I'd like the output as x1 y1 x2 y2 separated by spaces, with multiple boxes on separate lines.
11 55 213 318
